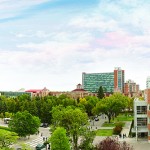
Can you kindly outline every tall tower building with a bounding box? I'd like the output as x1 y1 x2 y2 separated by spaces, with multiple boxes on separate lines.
82 67 125 93
114 67 125 93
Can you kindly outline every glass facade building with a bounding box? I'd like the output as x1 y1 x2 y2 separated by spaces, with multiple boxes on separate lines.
82 68 124 93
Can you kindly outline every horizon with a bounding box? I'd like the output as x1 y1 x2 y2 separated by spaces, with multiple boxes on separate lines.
0 0 150 91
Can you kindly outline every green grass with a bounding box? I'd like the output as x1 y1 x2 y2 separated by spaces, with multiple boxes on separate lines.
102 122 116 127
114 114 133 122
102 121 125 127
96 129 113 136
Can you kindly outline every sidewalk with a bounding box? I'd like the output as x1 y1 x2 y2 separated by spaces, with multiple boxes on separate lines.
120 121 132 138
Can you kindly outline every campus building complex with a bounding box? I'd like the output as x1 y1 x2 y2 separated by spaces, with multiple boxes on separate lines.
133 88 150 142
82 67 124 93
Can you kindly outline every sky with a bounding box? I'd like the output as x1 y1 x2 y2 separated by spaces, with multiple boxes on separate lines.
0 0 150 91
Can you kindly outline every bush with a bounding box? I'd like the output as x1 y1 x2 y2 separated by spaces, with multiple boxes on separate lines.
113 122 123 135
96 137 133 150
113 126 122 135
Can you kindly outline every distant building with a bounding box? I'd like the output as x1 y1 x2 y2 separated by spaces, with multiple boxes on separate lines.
124 79 140 97
82 67 124 93
70 84 95 99
25 87 49 97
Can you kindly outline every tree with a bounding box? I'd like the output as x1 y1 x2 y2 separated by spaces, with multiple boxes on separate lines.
52 106 88 150
49 127 70 150
0 129 18 149
9 111 41 137
97 86 105 99
95 93 127 123
79 129 96 150
96 137 133 150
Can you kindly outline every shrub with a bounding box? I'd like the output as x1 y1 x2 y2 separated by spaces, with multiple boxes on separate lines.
113 122 123 135
113 126 122 135
96 137 133 150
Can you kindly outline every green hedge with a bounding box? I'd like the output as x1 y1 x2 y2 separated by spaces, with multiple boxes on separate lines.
0 126 11 131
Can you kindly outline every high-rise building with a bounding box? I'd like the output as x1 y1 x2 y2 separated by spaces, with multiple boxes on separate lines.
82 67 125 93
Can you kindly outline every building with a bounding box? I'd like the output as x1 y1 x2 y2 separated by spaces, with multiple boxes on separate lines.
133 88 150 142
133 98 147 140
82 67 124 93
25 87 49 97
146 76 150 89
70 84 95 99
124 79 140 97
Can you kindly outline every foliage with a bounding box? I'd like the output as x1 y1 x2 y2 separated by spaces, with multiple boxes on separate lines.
52 106 88 150
96 137 133 150
113 122 123 135
97 86 105 99
113 126 122 135
79 129 96 150
8 111 41 137
0 126 11 131
49 127 70 150
20 143 35 150
95 93 127 123
0 129 18 149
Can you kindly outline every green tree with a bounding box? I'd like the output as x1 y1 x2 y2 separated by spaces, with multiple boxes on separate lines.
9 111 41 137
97 86 105 99
95 93 127 123
79 129 96 150
0 129 18 149
52 106 88 150
50 127 70 150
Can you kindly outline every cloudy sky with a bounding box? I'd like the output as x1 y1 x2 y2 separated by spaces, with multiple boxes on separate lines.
0 0 150 91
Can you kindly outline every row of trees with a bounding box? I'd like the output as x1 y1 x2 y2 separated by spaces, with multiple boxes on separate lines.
0 89 134 149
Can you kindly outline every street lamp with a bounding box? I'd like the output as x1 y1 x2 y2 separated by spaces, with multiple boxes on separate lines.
135 126 138 141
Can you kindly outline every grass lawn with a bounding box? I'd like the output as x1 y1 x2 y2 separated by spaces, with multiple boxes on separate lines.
114 114 133 122
96 129 113 136
102 122 116 127
102 122 125 127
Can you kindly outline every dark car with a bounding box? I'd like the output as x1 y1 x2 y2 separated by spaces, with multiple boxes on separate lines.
40 123 49 128
95 118 99 121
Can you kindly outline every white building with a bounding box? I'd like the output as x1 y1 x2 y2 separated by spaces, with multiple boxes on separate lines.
133 89 150 142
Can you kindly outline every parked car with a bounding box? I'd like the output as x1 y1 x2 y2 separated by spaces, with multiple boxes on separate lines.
40 123 49 128
95 118 99 121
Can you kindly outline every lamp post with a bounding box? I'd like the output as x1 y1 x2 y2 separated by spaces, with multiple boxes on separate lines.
135 126 138 141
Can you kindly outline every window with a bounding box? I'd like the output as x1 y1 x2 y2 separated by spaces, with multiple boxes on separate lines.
137 118 147 127
137 106 147 114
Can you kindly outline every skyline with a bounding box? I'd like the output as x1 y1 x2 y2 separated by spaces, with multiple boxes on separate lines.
0 0 150 91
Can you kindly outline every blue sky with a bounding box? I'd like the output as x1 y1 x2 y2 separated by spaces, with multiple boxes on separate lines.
0 0 150 91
